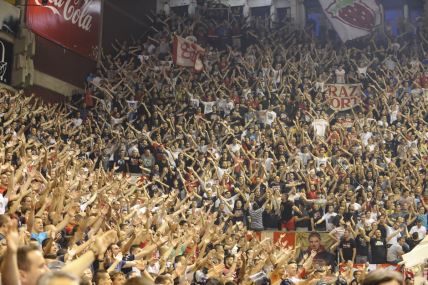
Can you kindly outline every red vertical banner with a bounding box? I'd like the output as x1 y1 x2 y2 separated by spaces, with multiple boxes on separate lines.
26 0 101 60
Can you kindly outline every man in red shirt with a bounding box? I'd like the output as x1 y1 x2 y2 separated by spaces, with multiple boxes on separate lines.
0 171 10 195
419 70 428 89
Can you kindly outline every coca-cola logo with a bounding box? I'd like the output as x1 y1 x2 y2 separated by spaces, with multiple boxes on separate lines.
33 0 94 31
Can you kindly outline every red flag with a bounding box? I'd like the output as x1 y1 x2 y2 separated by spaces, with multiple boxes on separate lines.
172 35 204 72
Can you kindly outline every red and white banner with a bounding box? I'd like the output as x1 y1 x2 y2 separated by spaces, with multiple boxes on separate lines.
172 35 204 72
26 0 102 60
327 84 362 111
319 0 381 42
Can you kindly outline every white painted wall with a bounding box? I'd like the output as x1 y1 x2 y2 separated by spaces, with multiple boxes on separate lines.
273 0 290 9
159 0 305 26
168 0 190 7
188 0 196 15
247 0 272 7
219 0 246 6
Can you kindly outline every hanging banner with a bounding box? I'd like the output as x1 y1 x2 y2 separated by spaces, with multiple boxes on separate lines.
326 84 362 111
0 39 13 85
0 0 20 35
26 0 101 60
319 0 381 42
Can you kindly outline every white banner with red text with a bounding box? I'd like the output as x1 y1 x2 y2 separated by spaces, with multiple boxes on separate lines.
172 35 204 72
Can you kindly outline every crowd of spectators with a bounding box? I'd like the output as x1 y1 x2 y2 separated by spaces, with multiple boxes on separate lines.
1 3 428 285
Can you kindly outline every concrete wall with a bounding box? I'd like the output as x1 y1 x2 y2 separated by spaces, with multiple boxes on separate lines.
102 0 157 53
33 35 95 88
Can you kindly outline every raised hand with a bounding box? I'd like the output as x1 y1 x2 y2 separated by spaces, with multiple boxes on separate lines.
5 219 19 253
92 230 118 257
114 252 123 262
310 250 317 258
207 263 225 278
134 259 146 271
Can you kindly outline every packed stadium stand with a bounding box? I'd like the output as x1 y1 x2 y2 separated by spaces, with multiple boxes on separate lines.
0 0 428 284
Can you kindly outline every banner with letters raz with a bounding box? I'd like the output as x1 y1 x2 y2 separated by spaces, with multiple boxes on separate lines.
326 84 362 111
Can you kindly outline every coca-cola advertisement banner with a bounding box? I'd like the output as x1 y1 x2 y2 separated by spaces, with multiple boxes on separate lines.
26 0 101 60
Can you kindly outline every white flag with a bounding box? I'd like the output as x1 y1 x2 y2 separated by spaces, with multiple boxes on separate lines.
319 0 381 42
172 35 204 71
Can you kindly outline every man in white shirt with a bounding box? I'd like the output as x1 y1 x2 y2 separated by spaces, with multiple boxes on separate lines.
361 126 373 146
387 237 405 264
386 221 403 246
347 197 362 212
312 118 329 138
265 110 277 126
335 65 346 84
298 145 312 166
215 191 239 215
229 138 241 153
409 219 427 241
0 194 9 214
73 112 83 127
315 204 337 231
384 56 396 71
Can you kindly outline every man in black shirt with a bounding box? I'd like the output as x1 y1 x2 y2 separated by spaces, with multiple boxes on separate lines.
270 175 286 193
370 230 387 264
339 229 356 263
309 204 325 231
405 232 420 252
377 215 388 239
